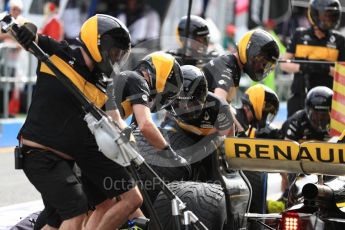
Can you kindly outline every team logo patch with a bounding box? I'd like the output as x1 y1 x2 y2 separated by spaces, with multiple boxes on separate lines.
217 113 227 122
287 129 292 135
218 80 226 85
204 111 210 121
142 94 148 102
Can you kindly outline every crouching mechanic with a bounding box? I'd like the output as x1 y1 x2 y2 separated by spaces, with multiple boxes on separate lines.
163 65 233 180
109 53 191 211
111 51 189 171
232 84 280 217
281 86 333 142
280 86 333 206
233 84 280 139
12 14 143 230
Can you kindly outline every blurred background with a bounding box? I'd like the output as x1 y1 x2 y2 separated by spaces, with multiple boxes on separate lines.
0 0 344 145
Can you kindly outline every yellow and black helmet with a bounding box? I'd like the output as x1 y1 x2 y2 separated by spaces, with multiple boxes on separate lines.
135 51 183 111
308 0 341 32
177 15 210 55
238 29 279 82
79 14 131 77
242 84 279 128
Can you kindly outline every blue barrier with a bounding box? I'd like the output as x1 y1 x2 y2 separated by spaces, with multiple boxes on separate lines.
0 119 24 147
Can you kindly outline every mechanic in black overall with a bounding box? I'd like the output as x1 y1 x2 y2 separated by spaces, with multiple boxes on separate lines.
12 14 143 230
202 28 280 105
167 15 218 67
159 65 233 230
111 51 190 173
233 84 280 139
232 84 280 217
280 0 345 117
281 86 333 142
163 65 233 179
280 86 333 206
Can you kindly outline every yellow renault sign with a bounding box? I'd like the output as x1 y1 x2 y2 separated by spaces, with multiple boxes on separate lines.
225 138 345 164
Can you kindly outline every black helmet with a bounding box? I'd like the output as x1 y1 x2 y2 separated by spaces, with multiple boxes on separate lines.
177 15 210 55
308 0 341 32
135 51 183 111
242 84 279 128
305 86 333 132
171 65 208 121
238 29 279 82
79 14 131 77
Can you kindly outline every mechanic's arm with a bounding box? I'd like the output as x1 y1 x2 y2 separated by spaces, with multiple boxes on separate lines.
106 109 128 130
133 104 168 150
216 103 235 136
214 88 228 102
214 86 238 104
279 52 300 74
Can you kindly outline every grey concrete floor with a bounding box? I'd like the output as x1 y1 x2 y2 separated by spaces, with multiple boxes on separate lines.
0 151 41 207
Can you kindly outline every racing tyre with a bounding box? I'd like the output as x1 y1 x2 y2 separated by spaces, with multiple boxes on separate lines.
133 129 191 182
151 181 227 230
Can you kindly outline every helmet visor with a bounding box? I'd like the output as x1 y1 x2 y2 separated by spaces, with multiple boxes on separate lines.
99 33 131 77
318 7 341 30
247 54 276 81
156 87 180 110
182 36 209 56
308 109 330 132
263 102 278 125
171 98 204 121
108 47 130 67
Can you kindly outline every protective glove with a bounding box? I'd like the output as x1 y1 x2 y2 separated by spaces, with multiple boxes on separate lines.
160 145 190 168
299 62 331 76
16 22 37 50
255 125 282 139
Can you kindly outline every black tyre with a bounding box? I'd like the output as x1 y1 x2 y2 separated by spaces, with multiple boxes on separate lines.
133 129 191 182
151 181 227 230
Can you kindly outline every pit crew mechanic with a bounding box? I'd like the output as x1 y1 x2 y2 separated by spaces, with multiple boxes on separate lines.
111 51 188 167
13 14 142 230
280 0 345 117
202 28 280 104
167 15 218 67
280 86 334 205
165 65 233 164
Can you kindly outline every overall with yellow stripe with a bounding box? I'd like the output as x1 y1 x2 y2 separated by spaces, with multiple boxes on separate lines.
19 14 131 156
286 25 345 117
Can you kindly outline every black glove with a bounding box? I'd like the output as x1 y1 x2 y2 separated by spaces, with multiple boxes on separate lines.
161 145 190 167
16 22 37 50
299 62 331 76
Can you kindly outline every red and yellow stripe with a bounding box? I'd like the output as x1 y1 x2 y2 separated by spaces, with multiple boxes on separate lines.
330 62 345 136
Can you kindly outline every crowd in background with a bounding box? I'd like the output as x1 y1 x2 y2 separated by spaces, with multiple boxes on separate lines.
0 0 344 118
